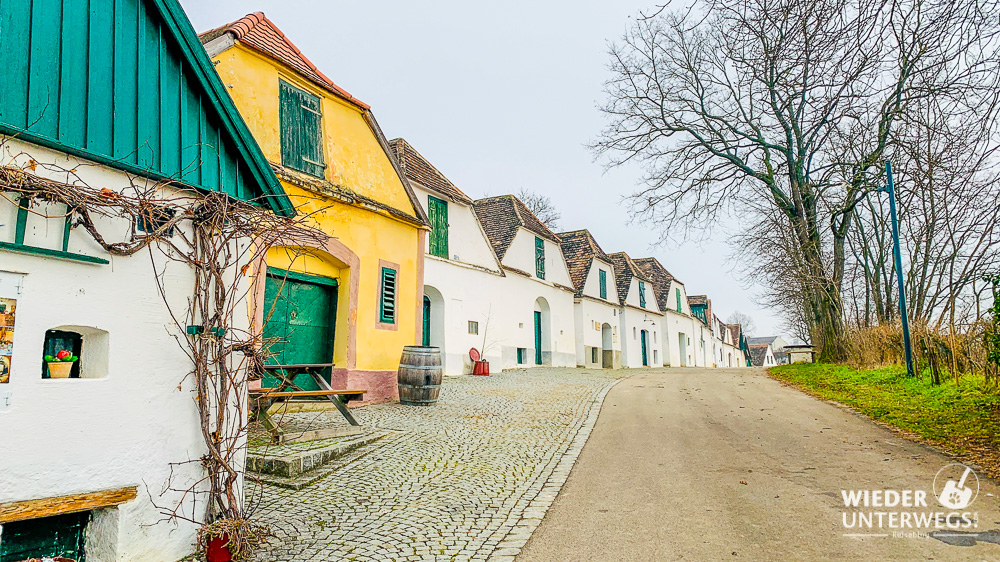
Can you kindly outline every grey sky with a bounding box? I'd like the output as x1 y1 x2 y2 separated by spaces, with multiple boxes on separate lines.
180 0 783 335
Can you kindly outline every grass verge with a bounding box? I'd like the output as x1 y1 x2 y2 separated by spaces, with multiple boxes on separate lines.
768 363 1000 478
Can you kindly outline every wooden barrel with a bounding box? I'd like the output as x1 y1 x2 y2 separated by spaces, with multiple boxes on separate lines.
398 346 443 406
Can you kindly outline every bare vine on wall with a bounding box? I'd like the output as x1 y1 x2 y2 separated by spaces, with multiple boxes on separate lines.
1 142 328 551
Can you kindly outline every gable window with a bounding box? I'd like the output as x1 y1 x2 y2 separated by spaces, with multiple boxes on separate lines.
279 80 325 178
427 196 449 258
599 269 607 299
676 288 682 312
639 281 646 308
379 267 397 324
534 237 545 279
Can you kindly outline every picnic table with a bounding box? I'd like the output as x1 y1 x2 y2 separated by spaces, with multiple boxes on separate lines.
250 363 365 443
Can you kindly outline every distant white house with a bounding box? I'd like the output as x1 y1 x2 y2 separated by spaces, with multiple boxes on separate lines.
608 252 664 368
473 195 577 369
749 335 790 364
558 230 623 368
391 139 506 376
749 343 778 367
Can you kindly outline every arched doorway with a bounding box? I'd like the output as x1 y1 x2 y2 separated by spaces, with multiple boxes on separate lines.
533 297 551 366
601 323 613 368
423 285 445 351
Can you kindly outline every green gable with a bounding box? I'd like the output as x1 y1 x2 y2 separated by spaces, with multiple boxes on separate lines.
0 0 293 216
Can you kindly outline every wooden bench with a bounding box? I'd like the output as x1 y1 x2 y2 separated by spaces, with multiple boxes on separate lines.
251 364 367 443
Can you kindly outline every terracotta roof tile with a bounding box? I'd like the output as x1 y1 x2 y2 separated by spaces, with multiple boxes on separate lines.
634 257 679 312
388 138 472 204
473 195 560 261
557 229 611 297
608 251 651 305
199 12 369 110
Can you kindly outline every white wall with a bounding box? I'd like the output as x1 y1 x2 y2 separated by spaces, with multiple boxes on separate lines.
412 185 499 271
574 258 619 368
502 229 573 287
0 139 237 561
619 277 663 368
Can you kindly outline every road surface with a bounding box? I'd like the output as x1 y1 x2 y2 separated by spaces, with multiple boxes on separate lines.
518 367 1000 561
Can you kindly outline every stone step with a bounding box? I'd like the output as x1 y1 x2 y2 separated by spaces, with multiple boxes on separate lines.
247 431 386 479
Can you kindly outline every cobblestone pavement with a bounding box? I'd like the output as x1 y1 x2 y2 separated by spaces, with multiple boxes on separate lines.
247 368 624 561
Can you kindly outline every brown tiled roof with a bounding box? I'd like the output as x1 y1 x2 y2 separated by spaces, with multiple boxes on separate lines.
199 12 369 110
608 251 651 305
749 344 769 366
729 324 743 345
634 257 680 312
688 295 707 306
473 195 560 261
388 138 473 204
557 230 611 297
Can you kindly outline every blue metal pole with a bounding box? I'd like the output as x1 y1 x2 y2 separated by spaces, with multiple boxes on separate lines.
884 161 915 377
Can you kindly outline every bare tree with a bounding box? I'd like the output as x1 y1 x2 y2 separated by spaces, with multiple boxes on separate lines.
726 311 757 338
516 188 561 229
596 0 1000 361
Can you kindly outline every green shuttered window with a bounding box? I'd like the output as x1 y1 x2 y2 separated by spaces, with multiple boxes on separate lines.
599 269 607 299
639 281 646 308
676 288 682 312
280 81 325 178
379 267 397 324
428 196 449 258
535 237 545 279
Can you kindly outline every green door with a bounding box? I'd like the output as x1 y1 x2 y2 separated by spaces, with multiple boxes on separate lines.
262 270 337 390
641 330 648 366
534 311 542 365
0 511 88 562
422 296 431 346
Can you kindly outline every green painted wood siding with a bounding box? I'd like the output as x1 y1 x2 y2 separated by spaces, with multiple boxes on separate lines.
639 281 646 308
0 0 292 216
599 269 607 299
279 81 325 178
535 237 545 279
427 196 449 258
261 270 337 390
0 511 88 561
379 267 397 324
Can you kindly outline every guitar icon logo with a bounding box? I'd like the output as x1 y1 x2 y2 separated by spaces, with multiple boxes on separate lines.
934 463 979 510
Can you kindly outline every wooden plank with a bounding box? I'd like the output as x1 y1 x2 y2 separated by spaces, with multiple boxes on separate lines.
0 486 137 523
248 389 365 398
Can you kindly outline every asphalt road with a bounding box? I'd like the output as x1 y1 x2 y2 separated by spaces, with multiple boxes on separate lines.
518 367 1000 561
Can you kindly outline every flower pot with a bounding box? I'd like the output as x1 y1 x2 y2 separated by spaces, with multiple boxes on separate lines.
206 534 233 562
47 361 73 378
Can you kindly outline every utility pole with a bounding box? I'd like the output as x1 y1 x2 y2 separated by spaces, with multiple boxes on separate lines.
884 161 915 377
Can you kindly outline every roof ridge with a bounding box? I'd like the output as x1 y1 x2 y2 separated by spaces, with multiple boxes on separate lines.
388 138 472 203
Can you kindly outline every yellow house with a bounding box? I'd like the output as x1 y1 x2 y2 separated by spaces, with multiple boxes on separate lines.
200 13 429 402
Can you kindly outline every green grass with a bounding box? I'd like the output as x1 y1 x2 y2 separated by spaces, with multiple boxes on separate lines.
768 364 1000 458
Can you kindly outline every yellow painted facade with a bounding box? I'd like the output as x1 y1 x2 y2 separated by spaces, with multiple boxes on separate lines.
213 43 425 377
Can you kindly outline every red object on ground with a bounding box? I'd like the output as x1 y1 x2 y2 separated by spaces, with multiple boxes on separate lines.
469 348 481 362
206 536 233 562
472 360 490 376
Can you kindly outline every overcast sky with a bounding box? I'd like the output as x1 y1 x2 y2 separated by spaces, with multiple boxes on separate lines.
180 0 784 336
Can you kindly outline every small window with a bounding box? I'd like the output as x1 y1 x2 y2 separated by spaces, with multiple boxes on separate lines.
136 206 175 237
653 331 657 343
43 329 82 378
535 237 545 279
633 327 637 339
379 267 397 324
279 80 325 178
428 196 449 259
591 347 598 363
639 281 646 308
468 320 479 335
0 511 89 560
599 269 607 299
516 348 526 364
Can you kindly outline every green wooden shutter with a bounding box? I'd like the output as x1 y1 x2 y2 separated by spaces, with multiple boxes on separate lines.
676 288 682 312
599 269 607 299
380 267 397 324
279 81 325 178
639 281 646 308
535 237 545 279
428 196 449 258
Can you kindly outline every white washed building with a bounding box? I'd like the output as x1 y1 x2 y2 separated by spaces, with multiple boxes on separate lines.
558 230 623 368
473 196 576 369
390 139 507 375
0 1 292 558
608 252 664 368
